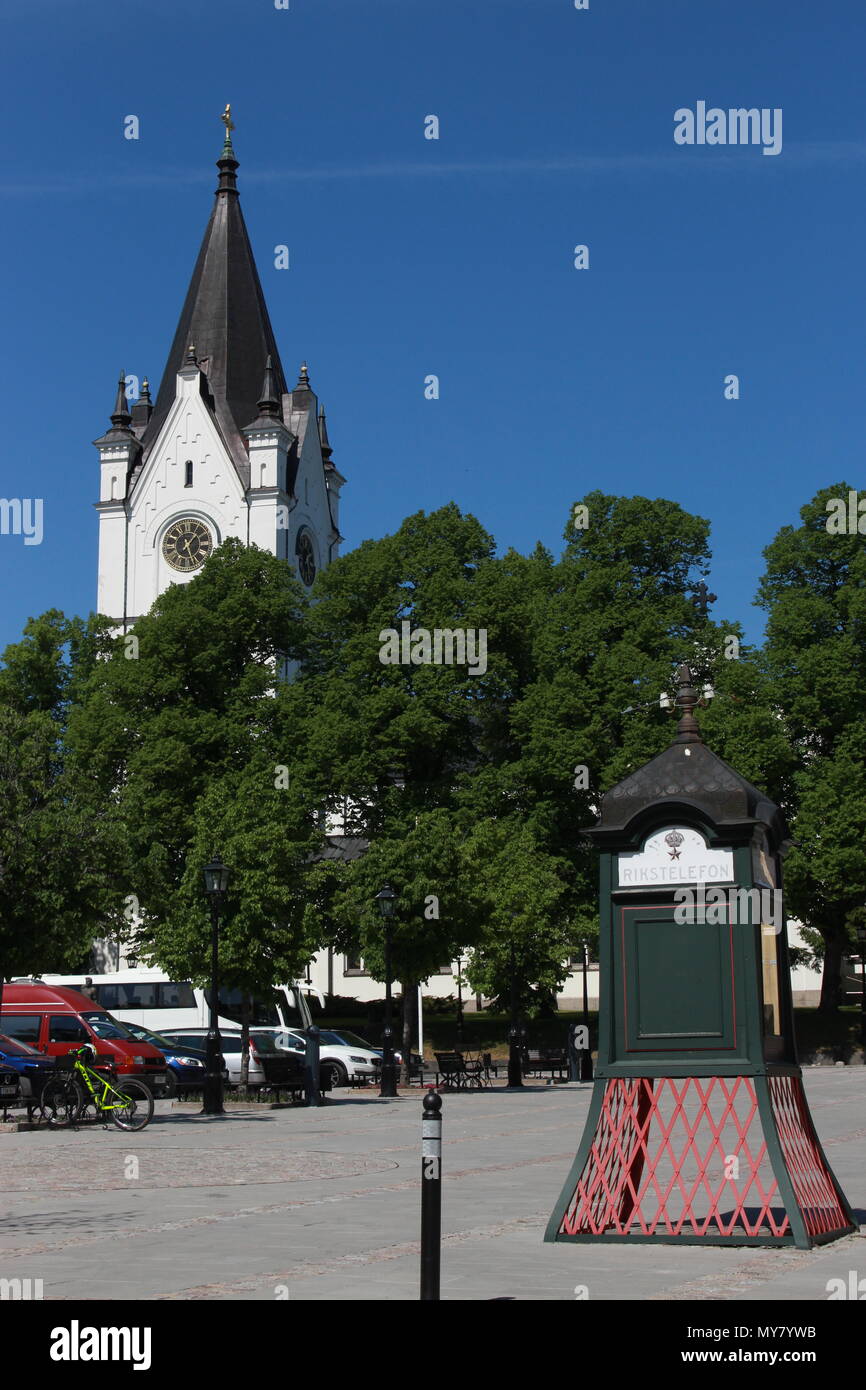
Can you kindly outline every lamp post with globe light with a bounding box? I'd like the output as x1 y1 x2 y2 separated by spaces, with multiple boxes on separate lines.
857 922 866 1049
202 857 230 1115
376 884 398 1097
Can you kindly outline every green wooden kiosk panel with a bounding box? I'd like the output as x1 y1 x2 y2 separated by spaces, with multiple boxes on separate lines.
624 905 733 1046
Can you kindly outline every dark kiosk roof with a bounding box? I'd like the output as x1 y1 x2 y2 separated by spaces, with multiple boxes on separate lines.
585 665 786 847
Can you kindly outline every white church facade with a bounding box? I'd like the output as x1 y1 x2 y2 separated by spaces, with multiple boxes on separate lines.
94 111 343 633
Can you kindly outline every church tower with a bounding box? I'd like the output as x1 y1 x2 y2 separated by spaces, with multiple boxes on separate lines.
94 108 345 630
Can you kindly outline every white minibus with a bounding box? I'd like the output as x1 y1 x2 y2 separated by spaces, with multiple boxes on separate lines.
38 968 322 1034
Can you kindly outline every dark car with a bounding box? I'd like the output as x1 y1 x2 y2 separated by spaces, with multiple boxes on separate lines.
163 1029 311 1091
0 1032 55 1104
119 1022 228 1095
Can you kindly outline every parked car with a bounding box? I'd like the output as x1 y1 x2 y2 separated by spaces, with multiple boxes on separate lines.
118 1022 228 1096
157 1029 306 1090
0 984 168 1094
259 1027 382 1089
0 1062 20 1107
0 1032 55 1104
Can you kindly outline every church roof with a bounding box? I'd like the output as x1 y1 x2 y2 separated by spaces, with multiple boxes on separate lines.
142 123 289 477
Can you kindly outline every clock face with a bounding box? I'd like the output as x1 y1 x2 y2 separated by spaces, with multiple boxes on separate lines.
162 518 214 573
296 530 317 586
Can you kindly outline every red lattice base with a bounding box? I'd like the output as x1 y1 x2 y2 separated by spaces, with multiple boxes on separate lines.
551 1075 854 1246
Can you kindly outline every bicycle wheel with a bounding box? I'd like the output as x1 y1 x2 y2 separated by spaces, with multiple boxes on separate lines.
40 1076 84 1129
110 1079 154 1132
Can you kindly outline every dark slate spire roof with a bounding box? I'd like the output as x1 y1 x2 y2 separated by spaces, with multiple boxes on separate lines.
245 355 286 431
143 117 289 476
130 376 152 438
258 355 281 416
290 360 315 414
94 372 142 451
318 404 333 466
585 665 786 845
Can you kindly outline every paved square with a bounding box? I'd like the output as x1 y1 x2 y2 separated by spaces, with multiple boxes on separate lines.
1 1069 863 1300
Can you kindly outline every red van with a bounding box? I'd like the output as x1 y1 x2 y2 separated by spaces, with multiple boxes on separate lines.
0 984 168 1093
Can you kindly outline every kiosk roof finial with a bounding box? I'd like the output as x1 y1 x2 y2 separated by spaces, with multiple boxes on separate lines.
673 663 702 745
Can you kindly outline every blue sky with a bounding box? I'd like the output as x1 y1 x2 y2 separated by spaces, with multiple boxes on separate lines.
0 0 863 654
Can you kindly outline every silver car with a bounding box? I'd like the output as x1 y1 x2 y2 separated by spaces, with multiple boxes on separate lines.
159 1030 266 1089
253 1026 381 1088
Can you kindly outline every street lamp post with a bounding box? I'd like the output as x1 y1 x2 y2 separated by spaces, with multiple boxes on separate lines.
202 857 230 1116
507 939 523 1088
455 953 464 1046
376 884 398 1097
857 924 866 1049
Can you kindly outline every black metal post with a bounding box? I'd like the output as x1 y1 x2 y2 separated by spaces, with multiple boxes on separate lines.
380 918 398 1097
507 1026 523 1088
420 1090 442 1300
507 941 523 1087
567 1022 580 1083
455 955 464 1045
202 896 224 1116
580 941 594 1081
305 1024 322 1106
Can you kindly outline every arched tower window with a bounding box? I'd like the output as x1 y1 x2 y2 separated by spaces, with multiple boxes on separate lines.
295 528 317 587
184 460 193 487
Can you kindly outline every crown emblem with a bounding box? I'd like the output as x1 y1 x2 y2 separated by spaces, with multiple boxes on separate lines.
665 830 684 860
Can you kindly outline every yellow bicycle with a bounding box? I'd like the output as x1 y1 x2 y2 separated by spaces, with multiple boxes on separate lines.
39 1044 154 1132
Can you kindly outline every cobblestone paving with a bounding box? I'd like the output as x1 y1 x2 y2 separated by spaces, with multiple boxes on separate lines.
1 1135 398 1192
0 1072 862 1301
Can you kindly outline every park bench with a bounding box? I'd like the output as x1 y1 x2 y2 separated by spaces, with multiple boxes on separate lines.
257 1053 333 1104
433 1051 487 1089
522 1047 568 1080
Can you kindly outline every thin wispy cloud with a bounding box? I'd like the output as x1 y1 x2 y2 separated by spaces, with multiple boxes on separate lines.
2 141 864 197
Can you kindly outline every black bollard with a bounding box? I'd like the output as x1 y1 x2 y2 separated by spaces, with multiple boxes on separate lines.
567 1023 580 1083
507 1025 523 1087
380 1023 398 1098
305 1025 322 1107
420 1090 442 1300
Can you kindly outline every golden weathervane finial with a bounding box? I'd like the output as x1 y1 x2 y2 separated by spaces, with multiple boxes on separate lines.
221 103 235 138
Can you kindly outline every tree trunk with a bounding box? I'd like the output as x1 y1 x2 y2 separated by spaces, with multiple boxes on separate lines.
401 983 417 1086
819 927 845 1013
239 995 251 1093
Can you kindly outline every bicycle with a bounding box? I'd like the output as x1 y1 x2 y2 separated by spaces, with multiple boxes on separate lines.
39 1044 154 1132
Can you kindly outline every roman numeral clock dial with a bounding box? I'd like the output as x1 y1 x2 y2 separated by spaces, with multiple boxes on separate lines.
162 518 213 572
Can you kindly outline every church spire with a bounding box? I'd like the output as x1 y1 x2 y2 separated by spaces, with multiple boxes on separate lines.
130 375 153 437
94 371 137 446
93 369 142 457
318 403 333 466
245 354 286 433
110 372 132 431
216 103 238 195
142 107 288 481
258 355 281 417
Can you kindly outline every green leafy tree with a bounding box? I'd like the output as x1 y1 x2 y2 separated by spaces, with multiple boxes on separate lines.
149 767 322 1087
756 484 866 1009
321 811 475 1080
461 820 573 1018
0 611 118 990
293 506 517 1064
69 541 314 1008
459 492 750 977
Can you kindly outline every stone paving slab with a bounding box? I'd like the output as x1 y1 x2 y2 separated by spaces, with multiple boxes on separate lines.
0 1070 862 1300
